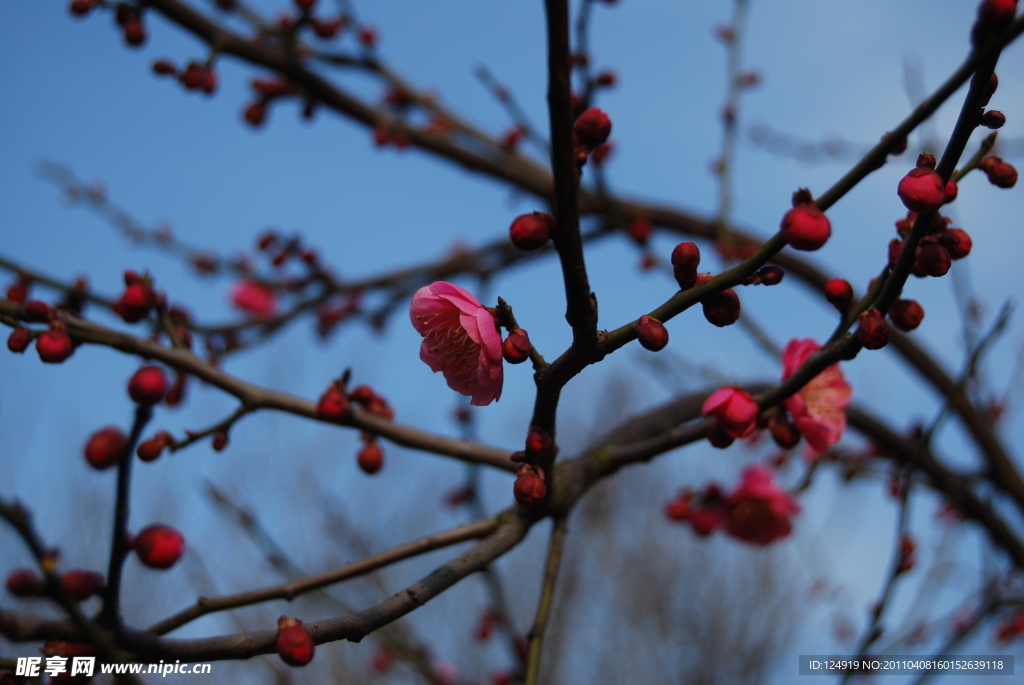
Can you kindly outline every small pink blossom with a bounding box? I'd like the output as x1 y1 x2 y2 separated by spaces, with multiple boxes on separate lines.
410 281 503 406
723 464 801 546
702 386 759 439
231 280 277 318
781 338 852 455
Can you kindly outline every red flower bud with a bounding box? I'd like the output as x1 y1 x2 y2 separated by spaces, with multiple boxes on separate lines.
509 212 554 251
525 426 553 459
137 431 173 462
277 616 315 666
768 412 801 449
573 108 612 148
59 570 104 601
244 101 267 127
980 156 1017 188
36 328 74 363
349 385 375 405
357 441 384 474
636 315 668 351
943 180 958 205
702 386 759 440
7 327 32 353
706 420 735 449
780 204 831 251
664 494 692 521
317 386 350 421
670 242 700 270
212 431 229 452
128 366 169 405
898 167 945 213
69 0 96 15
24 300 54 322
857 309 890 350
123 16 146 46
889 299 925 332
115 282 154 323
673 266 697 289
916 241 951 277
978 72 999 107
980 110 1006 129
6 568 45 597
594 70 617 87
702 289 740 327
757 265 784 285
152 59 177 76
502 328 531 364
133 524 185 569
591 142 614 166
85 426 126 470
936 228 972 260
823 279 854 311
513 470 547 507
627 218 652 244
358 26 378 49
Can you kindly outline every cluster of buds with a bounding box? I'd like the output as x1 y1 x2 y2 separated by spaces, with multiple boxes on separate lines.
509 211 555 251
152 59 218 96
572 108 612 166
317 292 361 339
6 568 105 601
666 465 801 546
7 296 78 364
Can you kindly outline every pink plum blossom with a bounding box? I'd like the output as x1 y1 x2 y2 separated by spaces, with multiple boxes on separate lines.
781 338 852 455
723 464 801 546
231 280 277 318
410 281 503 406
702 386 759 439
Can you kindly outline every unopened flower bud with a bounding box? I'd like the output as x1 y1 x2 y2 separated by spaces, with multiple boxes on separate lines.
857 309 890 350
6 569 45 597
670 242 700 270
702 289 740 327
980 110 1005 129
525 426 553 459
85 426 126 470
757 265 784 285
36 328 74 363
627 218 652 244
357 441 384 474
513 468 547 506
768 412 801 449
898 167 945 213
509 212 554 251
317 385 350 422
636 315 668 351
212 431 229 452
889 299 925 332
59 570 104 601
7 327 32 353
780 204 831 251
573 108 612 148
916 241 952 277
502 329 531 364
936 228 972 259
277 616 315 666
823 279 854 312
133 524 185 569
128 366 169 405
137 431 173 462
979 156 1017 188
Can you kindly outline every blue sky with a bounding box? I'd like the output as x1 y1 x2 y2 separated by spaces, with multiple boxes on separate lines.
2 1 1024 683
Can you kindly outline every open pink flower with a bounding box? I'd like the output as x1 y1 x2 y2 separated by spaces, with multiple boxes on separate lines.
410 281 503 406
231 280 277 318
702 386 759 439
723 464 801 546
781 338 852 454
